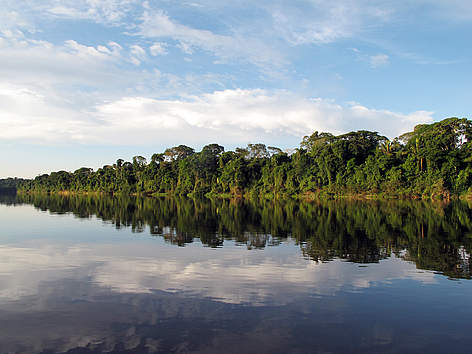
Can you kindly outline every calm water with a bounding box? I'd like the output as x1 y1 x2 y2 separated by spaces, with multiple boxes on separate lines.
1 194 472 353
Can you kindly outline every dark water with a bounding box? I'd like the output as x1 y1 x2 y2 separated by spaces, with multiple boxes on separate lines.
1 194 472 354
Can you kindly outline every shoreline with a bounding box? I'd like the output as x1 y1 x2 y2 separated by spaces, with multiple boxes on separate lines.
15 189 464 201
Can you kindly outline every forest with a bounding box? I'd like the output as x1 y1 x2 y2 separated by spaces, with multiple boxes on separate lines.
17 117 472 199
0 178 27 193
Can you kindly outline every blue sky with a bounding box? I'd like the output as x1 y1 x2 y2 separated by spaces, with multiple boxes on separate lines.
1 0 471 178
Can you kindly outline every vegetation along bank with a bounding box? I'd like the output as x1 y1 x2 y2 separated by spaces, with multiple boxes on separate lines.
17 117 472 200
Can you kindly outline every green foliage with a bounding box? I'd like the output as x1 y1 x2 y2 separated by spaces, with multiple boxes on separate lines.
0 178 28 193
17 117 472 199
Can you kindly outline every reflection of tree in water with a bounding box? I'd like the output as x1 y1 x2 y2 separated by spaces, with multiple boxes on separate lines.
7 193 472 279
159 227 195 247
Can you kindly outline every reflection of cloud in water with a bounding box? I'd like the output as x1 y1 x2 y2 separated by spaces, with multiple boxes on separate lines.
0 240 435 305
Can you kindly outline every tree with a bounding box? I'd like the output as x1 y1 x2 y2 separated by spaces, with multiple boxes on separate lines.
164 145 195 161
300 131 334 153
132 156 147 170
201 143 224 156
151 153 165 164
247 143 269 159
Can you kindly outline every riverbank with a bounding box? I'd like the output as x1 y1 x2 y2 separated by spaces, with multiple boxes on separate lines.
15 188 464 201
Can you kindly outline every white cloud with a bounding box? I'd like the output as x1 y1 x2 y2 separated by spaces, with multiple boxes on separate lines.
0 35 122 89
48 5 84 18
269 0 472 46
271 0 392 45
1 0 471 49
0 87 434 146
0 34 190 101
137 9 286 67
0 10 35 35
0 33 240 118
46 0 140 24
129 44 146 65
65 39 121 60
0 83 95 143
0 36 130 144
149 42 167 56
177 41 193 55
0 0 141 37
347 104 433 134
138 10 229 51
93 90 434 143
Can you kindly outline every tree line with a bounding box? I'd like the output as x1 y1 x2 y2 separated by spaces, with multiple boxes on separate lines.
0 178 27 193
17 117 472 199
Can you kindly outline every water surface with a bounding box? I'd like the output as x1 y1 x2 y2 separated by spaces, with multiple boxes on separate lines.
1 194 471 353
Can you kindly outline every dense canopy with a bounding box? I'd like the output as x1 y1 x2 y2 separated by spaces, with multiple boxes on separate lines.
18 117 472 199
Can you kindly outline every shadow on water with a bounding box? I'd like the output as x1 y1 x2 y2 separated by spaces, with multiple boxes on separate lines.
4 193 472 280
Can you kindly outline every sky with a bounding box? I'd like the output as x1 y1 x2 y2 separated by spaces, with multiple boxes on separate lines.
1 0 471 178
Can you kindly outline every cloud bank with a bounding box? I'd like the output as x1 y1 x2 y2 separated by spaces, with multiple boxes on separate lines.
1 86 433 147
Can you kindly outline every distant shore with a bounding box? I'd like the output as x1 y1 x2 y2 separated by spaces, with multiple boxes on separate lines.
16 188 464 202
15 118 472 201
